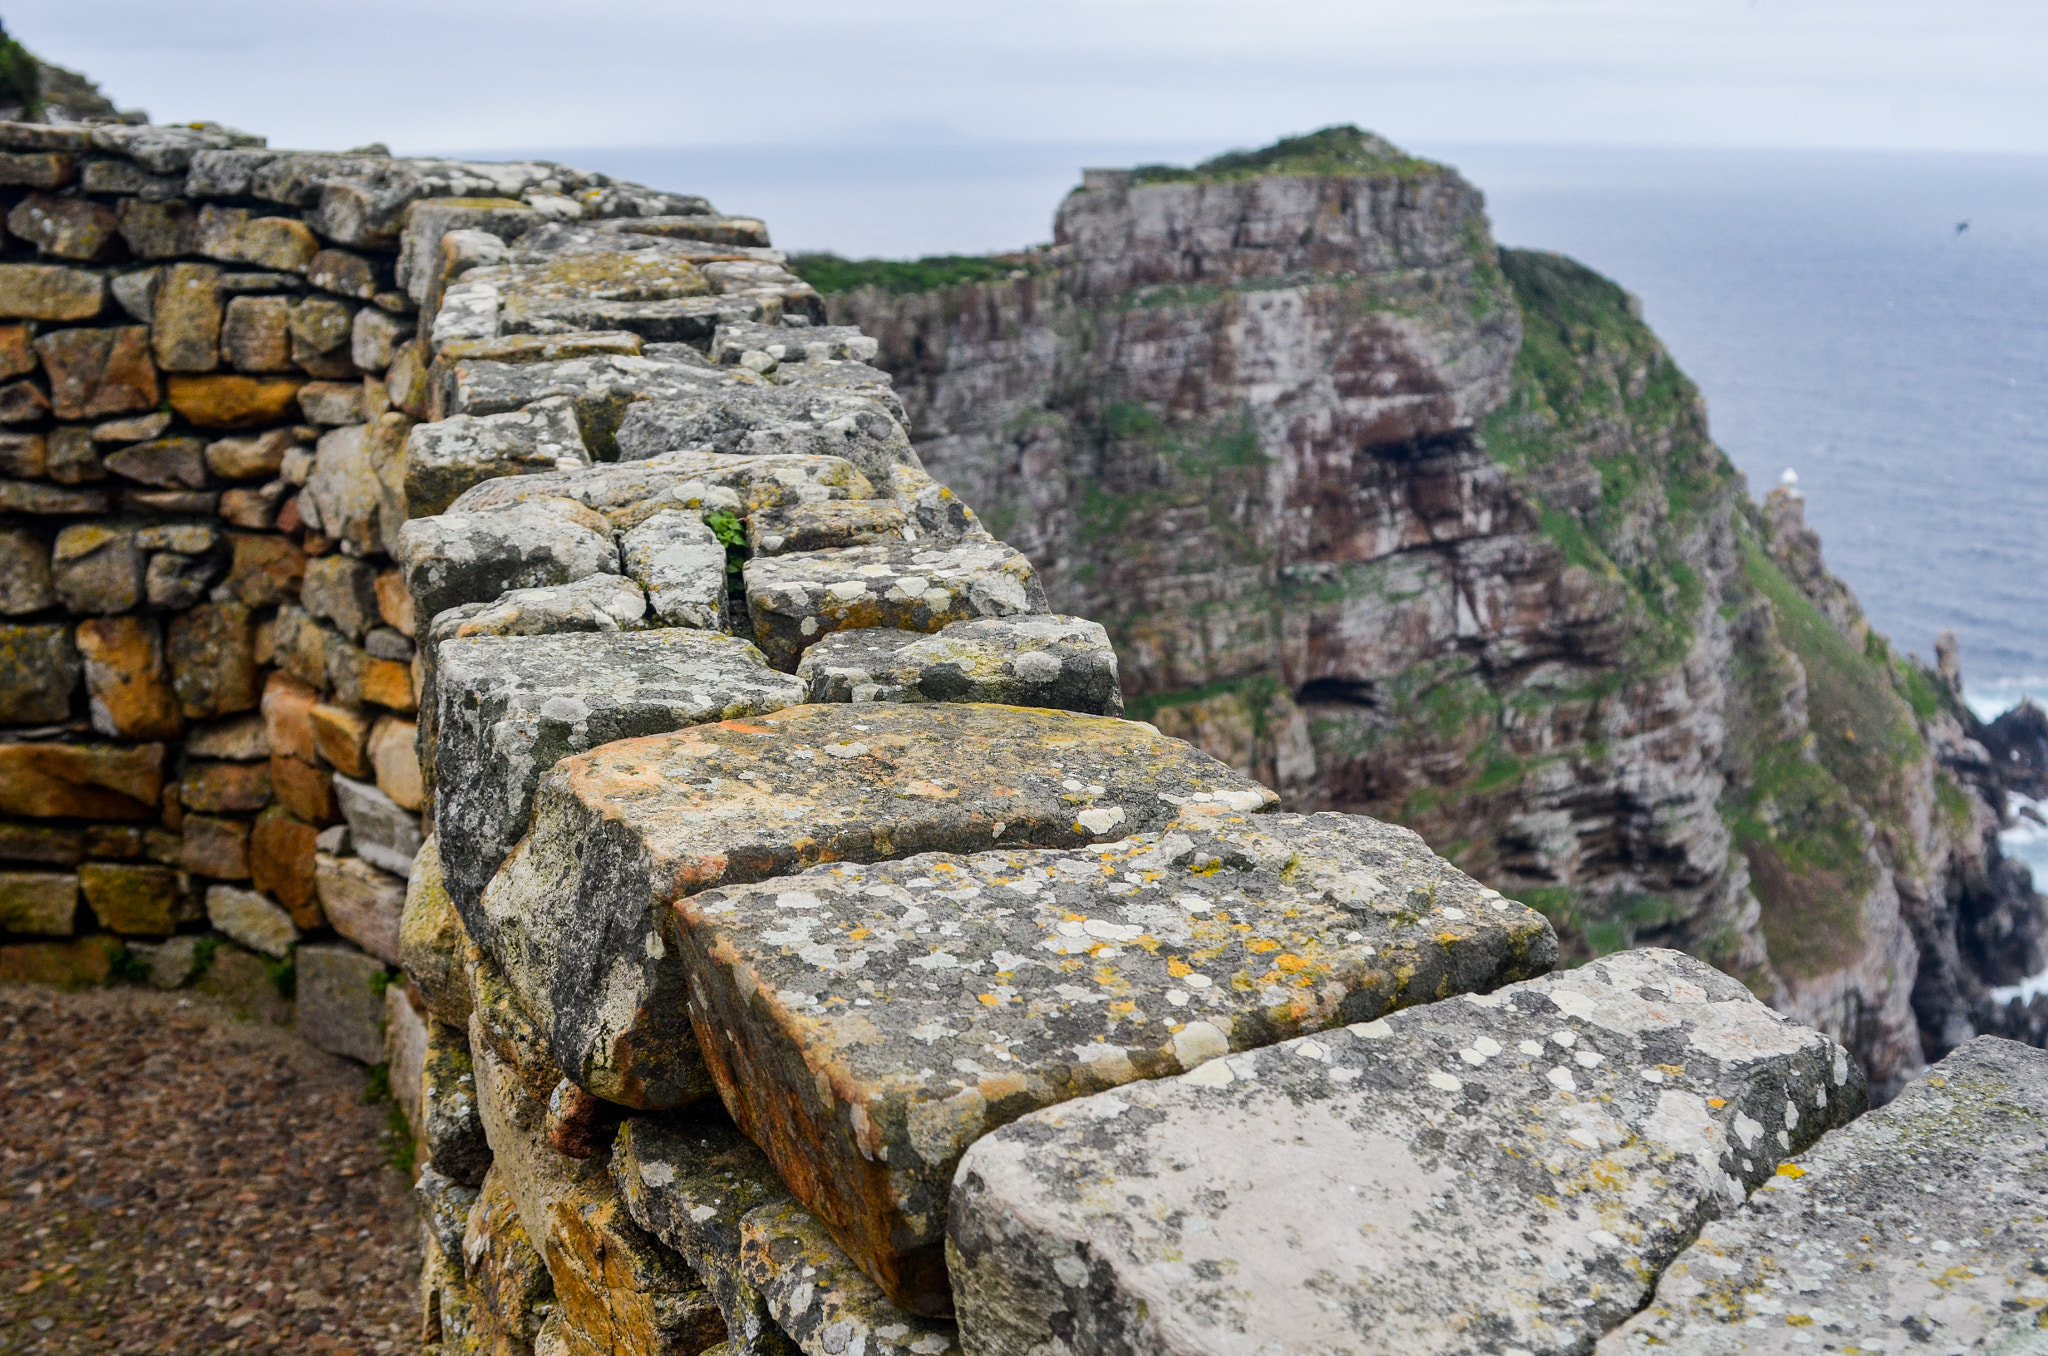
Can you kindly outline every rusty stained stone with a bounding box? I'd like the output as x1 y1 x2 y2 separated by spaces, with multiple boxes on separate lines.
269 753 340 826
544 1176 726 1356
221 294 293 373
0 822 84 866
74 615 181 740
250 807 322 927
225 531 307 607
0 324 35 379
207 427 301 481
192 205 320 274
32 326 160 421
167 374 307 431
0 377 50 424
0 623 79 725
0 263 105 321
180 760 273 813
167 602 257 719
105 437 207 490
400 837 473 1029
0 742 165 820
78 861 180 935
463 1169 556 1356
261 670 321 763
151 262 224 372
181 814 251 880
479 702 1269 1121
7 194 120 261
309 701 374 778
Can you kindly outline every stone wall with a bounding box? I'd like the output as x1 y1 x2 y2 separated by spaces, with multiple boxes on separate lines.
4 114 2044 1356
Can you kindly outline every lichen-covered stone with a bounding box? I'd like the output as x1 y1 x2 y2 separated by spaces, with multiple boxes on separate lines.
613 1112 801 1356
167 373 306 431
316 851 408 964
435 627 803 968
333 773 424 877
52 522 143 615
0 871 78 936
297 942 390 1064
620 510 725 629
33 325 159 420
302 553 381 640
711 322 878 370
180 759 272 812
797 616 1123 716
0 528 56 614
686 807 1549 1312
744 542 1047 670
450 449 876 535
206 882 298 957
0 263 106 320
302 416 412 556
166 600 258 719
614 384 917 490
79 861 179 935
397 496 620 627
0 622 79 724
948 948 1864 1356
1599 1035 2048 1356
464 1167 558 1356
435 352 764 456
741 1201 958 1356
0 741 163 820
746 502 906 557
405 396 591 518
490 703 1266 1126
546 1173 726 1356
424 1015 492 1185
403 835 476 1026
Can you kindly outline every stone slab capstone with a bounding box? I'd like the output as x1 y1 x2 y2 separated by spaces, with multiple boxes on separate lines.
796 616 1125 716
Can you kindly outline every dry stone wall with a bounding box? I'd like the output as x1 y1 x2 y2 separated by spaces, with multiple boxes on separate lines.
3 114 2045 1356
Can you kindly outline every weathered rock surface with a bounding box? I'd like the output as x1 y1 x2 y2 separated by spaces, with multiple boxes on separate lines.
205 882 298 957
613 382 917 490
948 948 1863 1356
332 773 424 876
422 1015 492 1185
296 941 390 1064
403 395 590 518
1600 1035 2048 1355
0 871 78 936
744 542 1047 670
743 1202 961 1356
620 509 726 629
316 852 407 964
396 495 620 626
434 627 804 934
449 448 877 535
796 616 1124 716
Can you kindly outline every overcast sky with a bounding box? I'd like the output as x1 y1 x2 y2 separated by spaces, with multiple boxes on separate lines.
12 0 2048 158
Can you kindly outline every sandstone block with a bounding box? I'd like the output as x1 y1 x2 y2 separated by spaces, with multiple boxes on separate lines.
369 715 423 810
403 396 590 518
619 509 724 629
166 374 306 431
0 822 83 866
167 601 257 718
361 653 415 713
206 427 299 480
333 773 423 877
0 325 32 379
0 430 42 476
744 541 1047 670
104 436 206 489
79 861 179 935
186 712 270 760
396 496 620 627
298 379 362 425
309 701 374 776
115 199 193 260
261 670 321 762
948 949 1864 1356
206 882 296 956
183 815 252 880
317 851 408 964
468 992 600 1237
301 416 410 556
547 1173 726 1356
75 615 180 739
297 942 390 1063
423 1016 490 1184
0 934 121 988
52 522 143 613
144 550 223 611
0 528 56 614
221 293 292 372
0 263 105 320
798 616 1125 717
7 193 120 261
250 805 321 926
0 741 163 819
225 530 305 606
374 568 414 635
0 622 79 724
1600 1035 2048 1355
85 825 148 860
387 982 429 1128
34 325 159 420
194 205 320 273
180 759 272 813
152 262 224 372
302 552 381 639
747 501 906 557
0 870 78 936
46 426 106 484
0 377 50 424
434 628 804 944
402 836 474 1027
464 1168 555 1355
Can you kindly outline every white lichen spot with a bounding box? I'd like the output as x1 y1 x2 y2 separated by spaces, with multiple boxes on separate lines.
1082 919 1143 942
1587 1229 1622 1250
1640 1068 1665 1083
644 931 666 960
1733 1111 1764 1149
1427 1071 1463 1093
1077 806 1127 836
823 741 869 759
1574 1049 1603 1068
1174 894 1212 914
1440 906 1466 921
1183 1059 1234 1088
1166 989 1188 1007
1519 1039 1544 1056
1783 1098 1799 1130
1183 974 1212 989
1473 1036 1502 1057
1173 1021 1229 1068
1547 1066 1577 1092
1294 1040 1328 1062
1349 1018 1392 1039
639 1161 676 1187
1053 1255 1090 1287
1550 991 1598 1021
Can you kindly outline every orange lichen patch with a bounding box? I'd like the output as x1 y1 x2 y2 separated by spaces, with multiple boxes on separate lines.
1775 1163 1806 1178
1247 939 1280 954
1272 953 1312 974
1167 957 1193 978
1708 1097 1728 1108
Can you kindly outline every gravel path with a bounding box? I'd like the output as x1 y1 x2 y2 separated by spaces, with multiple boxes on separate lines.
0 985 420 1356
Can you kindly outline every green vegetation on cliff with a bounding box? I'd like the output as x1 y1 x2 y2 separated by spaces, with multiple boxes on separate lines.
789 252 1048 296
1130 125 1441 186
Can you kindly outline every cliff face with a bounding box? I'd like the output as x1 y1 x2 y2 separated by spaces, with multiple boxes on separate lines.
809 128 2048 1097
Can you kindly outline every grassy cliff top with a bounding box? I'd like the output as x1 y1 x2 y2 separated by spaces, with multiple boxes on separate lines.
1130 125 1443 186
787 251 1051 296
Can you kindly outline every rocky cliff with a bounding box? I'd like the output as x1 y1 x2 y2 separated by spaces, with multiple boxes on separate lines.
803 127 2048 1098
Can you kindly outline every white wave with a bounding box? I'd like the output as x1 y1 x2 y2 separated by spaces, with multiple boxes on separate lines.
1964 677 2048 723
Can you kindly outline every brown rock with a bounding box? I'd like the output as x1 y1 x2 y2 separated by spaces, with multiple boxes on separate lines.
51 523 143 614
315 852 407 964
374 569 414 636
250 805 322 927
290 297 357 378
0 934 122 987
302 554 380 639
309 702 374 777
45 427 104 485
74 616 181 740
0 378 49 423
167 602 257 719
269 604 329 690
0 153 76 190
0 822 84 866
362 657 416 714
186 712 270 760
180 815 250 880
152 263 225 372
297 380 362 425
0 623 76 725
116 198 194 259
385 338 429 419
79 861 179 935
33 326 160 420
0 430 43 476
122 489 219 516
269 753 340 826
194 206 320 273
105 436 207 489
0 482 107 515
368 716 423 811
0 263 105 321
167 374 307 431
92 412 171 444
0 529 56 614
220 482 290 530
0 324 34 379
206 427 298 480
0 870 77 936
0 742 164 819
181 760 273 813
7 194 120 262
308 248 380 299
261 670 321 763
221 294 293 373
225 531 306 607
84 825 146 859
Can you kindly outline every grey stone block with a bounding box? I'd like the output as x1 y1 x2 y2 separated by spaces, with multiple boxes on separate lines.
613 383 918 489
315 852 408 964
205 883 298 958
296 941 389 1064
0 623 80 724
448 448 878 536
125 933 200 988
619 509 725 629
948 948 1865 1356
797 615 1124 716
742 1200 959 1356
403 395 590 518
434 352 757 457
432 627 804 943
423 1015 492 1186
710 320 877 369
1599 1035 2048 1356
746 501 907 556
332 773 424 877
395 496 620 628
385 981 428 1131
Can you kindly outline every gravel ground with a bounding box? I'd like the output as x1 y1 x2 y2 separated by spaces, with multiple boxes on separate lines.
0 985 420 1356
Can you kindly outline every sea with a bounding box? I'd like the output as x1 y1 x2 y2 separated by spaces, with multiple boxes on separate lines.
461 139 2048 898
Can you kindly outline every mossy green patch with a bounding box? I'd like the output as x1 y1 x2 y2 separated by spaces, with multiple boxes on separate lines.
788 253 1048 296
1126 125 1443 186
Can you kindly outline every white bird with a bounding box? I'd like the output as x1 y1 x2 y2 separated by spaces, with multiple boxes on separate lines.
1780 468 1799 487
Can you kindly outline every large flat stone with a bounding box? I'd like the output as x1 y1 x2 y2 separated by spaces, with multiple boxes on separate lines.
433 628 804 945
1599 1035 2048 1356
315 852 408 963
948 948 1865 1356
395 495 621 627
797 616 1124 716
403 395 591 518
482 701 1270 1135
620 509 725 629
744 543 1047 670
447 448 877 535
678 807 1552 1314
614 384 918 489
433 352 759 456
